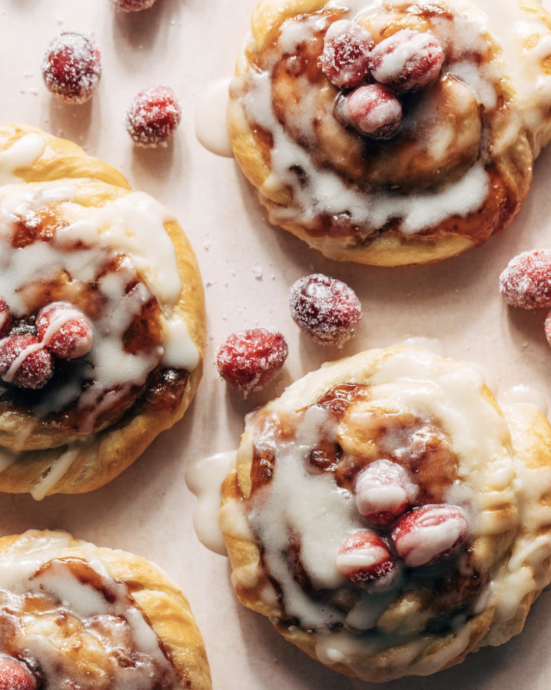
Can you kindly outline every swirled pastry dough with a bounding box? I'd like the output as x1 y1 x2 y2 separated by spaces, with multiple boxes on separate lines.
220 346 551 681
228 0 551 265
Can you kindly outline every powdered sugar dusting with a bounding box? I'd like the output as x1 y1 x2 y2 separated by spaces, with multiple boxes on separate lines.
42 33 101 105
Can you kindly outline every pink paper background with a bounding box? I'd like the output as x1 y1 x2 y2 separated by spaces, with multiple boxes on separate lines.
0 0 551 687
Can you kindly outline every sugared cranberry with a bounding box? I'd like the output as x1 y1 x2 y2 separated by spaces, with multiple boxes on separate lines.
0 334 54 390
0 657 35 690
335 84 402 139
125 86 182 148
111 0 158 11
545 311 551 347
0 299 12 339
391 504 468 567
216 328 288 395
336 531 398 593
368 30 443 92
42 33 102 104
36 303 93 360
289 274 361 347
499 250 551 309
321 20 374 89
355 460 417 527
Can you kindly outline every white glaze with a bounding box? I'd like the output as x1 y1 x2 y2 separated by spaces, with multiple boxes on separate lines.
195 79 234 158
0 530 182 689
185 451 236 556
498 385 548 416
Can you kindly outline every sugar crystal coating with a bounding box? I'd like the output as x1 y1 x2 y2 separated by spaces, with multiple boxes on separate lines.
499 249 551 309
368 29 443 92
391 504 468 567
42 33 102 104
0 334 55 390
321 20 374 89
110 0 158 11
336 530 398 593
0 658 35 690
216 328 288 395
289 273 361 347
337 83 402 139
37 303 93 360
125 86 182 148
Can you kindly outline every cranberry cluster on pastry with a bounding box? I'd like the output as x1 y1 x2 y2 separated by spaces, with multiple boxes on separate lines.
0 530 212 690
220 346 551 681
228 0 551 265
0 124 205 499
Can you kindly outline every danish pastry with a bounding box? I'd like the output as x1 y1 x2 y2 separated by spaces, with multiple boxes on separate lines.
0 529 212 689
220 345 551 681
0 124 205 498
227 0 551 265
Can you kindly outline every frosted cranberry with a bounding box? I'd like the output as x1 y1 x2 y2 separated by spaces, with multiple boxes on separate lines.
336 531 398 593
0 657 35 690
355 460 417 527
321 20 374 89
0 299 12 339
42 33 102 104
0 334 54 390
499 250 551 309
335 84 402 139
36 303 93 360
392 504 468 567
216 328 288 395
126 86 182 148
111 0 158 11
289 274 361 347
369 30 443 92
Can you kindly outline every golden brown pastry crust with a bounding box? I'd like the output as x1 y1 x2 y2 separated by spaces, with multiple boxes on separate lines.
228 0 551 265
0 530 212 690
220 347 551 681
0 124 206 495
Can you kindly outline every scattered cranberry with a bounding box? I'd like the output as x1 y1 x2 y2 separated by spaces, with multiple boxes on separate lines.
42 33 102 104
368 30 443 92
0 334 54 390
289 274 361 347
335 84 402 139
0 299 12 339
125 86 182 148
336 531 398 593
391 504 468 567
321 20 374 90
36 303 93 360
355 460 417 527
0 657 35 690
216 328 288 395
499 250 551 309
111 0 158 11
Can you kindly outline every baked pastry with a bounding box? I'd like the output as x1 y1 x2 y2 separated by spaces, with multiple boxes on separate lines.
227 0 551 265
220 345 551 681
0 529 212 689
0 124 205 498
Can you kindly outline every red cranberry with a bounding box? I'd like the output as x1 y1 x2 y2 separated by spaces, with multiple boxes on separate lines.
111 0 158 10
125 86 182 148
368 30 443 92
216 328 288 395
42 33 102 104
0 657 35 690
289 274 361 347
499 250 551 309
0 299 12 339
335 84 402 139
391 504 468 567
336 531 398 593
355 460 417 527
0 334 54 390
36 303 93 360
321 20 374 89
